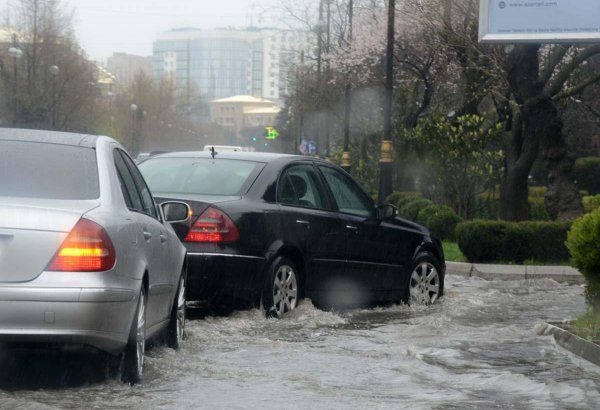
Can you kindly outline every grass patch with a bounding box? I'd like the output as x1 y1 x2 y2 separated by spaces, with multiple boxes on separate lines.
443 241 466 262
567 310 600 344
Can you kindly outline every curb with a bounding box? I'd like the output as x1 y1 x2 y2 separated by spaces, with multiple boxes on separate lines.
446 261 585 285
539 322 600 367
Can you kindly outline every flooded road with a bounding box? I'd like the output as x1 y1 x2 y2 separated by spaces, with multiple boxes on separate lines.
1 275 599 409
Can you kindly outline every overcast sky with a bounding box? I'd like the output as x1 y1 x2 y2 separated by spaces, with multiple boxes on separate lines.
68 0 280 61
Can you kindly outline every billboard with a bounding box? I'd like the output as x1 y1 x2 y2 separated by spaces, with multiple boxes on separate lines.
479 0 600 43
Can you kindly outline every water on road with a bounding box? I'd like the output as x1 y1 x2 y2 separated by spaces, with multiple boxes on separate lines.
1 275 599 409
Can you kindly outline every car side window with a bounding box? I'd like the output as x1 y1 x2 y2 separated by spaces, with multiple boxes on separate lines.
277 164 329 210
319 166 374 218
113 149 144 212
118 150 158 219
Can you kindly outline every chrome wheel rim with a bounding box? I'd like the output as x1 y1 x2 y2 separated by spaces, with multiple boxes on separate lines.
409 262 440 305
272 265 298 318
136 291 146 374
176 277 186 342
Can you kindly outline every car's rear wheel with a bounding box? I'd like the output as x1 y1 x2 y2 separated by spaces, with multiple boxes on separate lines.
407 252 443 305
261 256 299 319
122 286 146 384
167 274 186 349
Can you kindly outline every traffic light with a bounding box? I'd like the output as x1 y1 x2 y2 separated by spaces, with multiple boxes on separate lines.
264 126 279 140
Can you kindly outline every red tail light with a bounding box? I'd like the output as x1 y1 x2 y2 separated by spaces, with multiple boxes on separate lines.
185 207 239 243
47 218 116 272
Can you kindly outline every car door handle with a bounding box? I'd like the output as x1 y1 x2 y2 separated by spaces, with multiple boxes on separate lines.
159 234 167 243
346 224 358 231
296 219 310 226
143 231 152 241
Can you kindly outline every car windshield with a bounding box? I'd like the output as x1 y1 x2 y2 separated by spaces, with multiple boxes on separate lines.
138 157 263 196
0 140 99 200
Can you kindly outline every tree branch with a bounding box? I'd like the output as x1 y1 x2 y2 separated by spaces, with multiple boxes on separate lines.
540 44 569 85
546 44 600 97
553 71 600 101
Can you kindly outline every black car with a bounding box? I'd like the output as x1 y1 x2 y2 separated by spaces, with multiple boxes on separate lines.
138 152 445 317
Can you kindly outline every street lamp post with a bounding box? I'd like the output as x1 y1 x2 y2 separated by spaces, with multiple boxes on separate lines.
130 103 139 156
8 35 23 127
378 0 396 205
341 0 353 173
49 65 59 129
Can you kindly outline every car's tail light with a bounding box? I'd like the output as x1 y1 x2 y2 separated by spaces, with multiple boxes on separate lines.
185 207 239 243
47 218 116 272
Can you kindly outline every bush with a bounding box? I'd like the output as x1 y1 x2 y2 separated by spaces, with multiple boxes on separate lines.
583 195 600 214
475 195 499 220
573 157 600 195
456 220 571 264
567 208 600 310
416 205 462 241
528 197 550 221
399 197 433 221
396 193 422 209
385 191 419 207
528 186 547 198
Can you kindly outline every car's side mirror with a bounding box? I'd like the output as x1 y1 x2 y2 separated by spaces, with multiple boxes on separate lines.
376 204 397 221
161 201 190 223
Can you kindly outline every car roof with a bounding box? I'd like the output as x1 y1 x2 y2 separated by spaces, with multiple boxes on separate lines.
0 128 101 148
149 150 313 163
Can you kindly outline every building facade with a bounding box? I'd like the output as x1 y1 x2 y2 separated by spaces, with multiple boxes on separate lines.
153 28 311 102
106 53 153 90
210 95 281 141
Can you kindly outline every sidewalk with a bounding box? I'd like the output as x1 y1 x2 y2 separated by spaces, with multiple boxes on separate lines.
446 261 585 285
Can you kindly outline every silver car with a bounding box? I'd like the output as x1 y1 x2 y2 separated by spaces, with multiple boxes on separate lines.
0 129 189 384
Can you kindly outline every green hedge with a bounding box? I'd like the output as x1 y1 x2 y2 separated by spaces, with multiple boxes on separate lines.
396 193 422 210
574 157 600 195
456 220 571 264
583 195 600 214
567 208 600 310
416 205 462 241
399 197 433 221
474 195 550 221
385 192 419 207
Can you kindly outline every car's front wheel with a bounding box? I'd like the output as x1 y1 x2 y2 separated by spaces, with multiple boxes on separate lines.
261 256 299 319
407 252 443 305
167 274 186 349
122 286 146 384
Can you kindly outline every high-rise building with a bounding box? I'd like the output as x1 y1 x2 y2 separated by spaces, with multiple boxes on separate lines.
106 53 153 90
153 28 311 103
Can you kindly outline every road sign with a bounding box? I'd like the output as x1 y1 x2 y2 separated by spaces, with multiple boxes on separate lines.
264 126 280 140
299 140 317 155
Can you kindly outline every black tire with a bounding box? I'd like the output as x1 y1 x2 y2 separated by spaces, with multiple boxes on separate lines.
405 252 444 305
261 256 300 319
105 352 122 379
166 274 186 349
122 286 146 384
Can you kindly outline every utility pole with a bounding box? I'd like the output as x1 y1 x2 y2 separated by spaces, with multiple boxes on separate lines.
378 0 396 204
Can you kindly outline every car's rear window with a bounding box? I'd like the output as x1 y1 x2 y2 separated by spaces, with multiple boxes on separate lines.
0 140 99 199
138 157 264 196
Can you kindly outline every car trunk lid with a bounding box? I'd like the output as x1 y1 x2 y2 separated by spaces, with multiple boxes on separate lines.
154 194 241 241
0 199 99 283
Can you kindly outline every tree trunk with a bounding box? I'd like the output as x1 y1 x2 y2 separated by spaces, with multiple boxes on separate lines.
499 45 542 221
500 44 583 221
543 133 584 220
500 164 531 221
